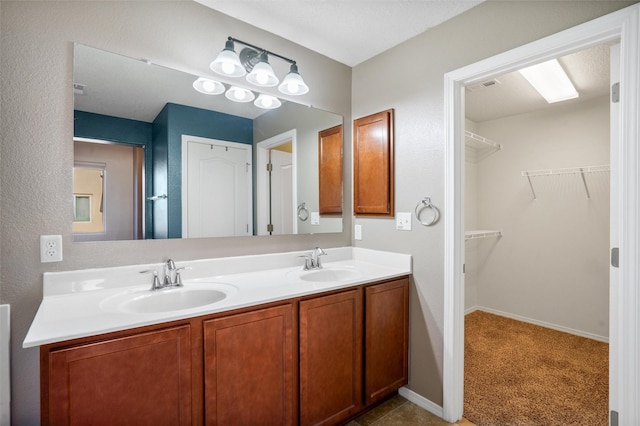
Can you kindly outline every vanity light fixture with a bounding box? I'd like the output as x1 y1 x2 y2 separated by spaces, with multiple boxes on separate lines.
254 93 282 109
518 58 578 103
210 39 246 77
246 52 279 87
192 77 225 95
225 86 255 103
211 36 309 95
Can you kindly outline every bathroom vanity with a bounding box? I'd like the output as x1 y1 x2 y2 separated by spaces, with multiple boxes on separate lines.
25 247 411 425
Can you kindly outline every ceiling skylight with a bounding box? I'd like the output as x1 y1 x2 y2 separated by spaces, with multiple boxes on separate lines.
519 59 579 103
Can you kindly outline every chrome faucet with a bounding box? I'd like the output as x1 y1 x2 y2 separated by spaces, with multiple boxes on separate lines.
141 259 189 290
164 259 176 286
310 247 327 269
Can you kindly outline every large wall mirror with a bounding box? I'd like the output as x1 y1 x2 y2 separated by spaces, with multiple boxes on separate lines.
73 44 343 241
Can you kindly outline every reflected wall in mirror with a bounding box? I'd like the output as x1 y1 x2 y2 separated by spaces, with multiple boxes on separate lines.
73 44 343 241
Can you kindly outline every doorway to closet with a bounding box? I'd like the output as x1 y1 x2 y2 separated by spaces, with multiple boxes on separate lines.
462 44 611 425
443 5 640 424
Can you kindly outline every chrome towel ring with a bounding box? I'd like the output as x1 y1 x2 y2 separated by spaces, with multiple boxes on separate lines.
415 197 440 226
297 202 309 221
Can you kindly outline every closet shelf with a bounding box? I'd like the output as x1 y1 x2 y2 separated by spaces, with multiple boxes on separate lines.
465 131 501 163
521 164 610 199
465 230 502 241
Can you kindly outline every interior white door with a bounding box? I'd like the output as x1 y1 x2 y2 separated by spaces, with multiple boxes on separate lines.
269 149 293 235
183 138 252 238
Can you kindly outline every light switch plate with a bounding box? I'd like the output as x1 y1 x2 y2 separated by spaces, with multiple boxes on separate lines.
354 224 362 240
396 212 412 231
311 212 320 225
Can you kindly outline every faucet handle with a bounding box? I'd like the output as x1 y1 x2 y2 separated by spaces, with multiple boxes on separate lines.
172 266 192 287
140 270 162 291
298 255 312 270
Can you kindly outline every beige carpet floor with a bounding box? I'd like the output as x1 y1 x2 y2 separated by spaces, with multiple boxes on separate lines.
464 311 608 426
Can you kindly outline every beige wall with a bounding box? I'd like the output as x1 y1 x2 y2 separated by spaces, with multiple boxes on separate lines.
0 2 351 423
469 96 610 339
352 0 635 405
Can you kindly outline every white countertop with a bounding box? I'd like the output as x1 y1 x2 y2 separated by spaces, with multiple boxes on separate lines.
24 247 411 348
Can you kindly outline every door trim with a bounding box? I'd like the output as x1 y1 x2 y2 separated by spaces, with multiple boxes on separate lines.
443 5 640 423
256 130 298 236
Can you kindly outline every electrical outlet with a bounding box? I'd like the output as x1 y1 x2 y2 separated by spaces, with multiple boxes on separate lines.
396 212 412 231
40 235 63 263
354 224 362 241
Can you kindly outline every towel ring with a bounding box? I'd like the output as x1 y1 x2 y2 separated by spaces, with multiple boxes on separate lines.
415 197 440 226
297 203 309 221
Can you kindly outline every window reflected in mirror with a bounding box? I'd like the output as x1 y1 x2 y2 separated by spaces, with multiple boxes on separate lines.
73 140 144 241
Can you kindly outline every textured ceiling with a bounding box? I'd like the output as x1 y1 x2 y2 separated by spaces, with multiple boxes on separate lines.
194 0 485 67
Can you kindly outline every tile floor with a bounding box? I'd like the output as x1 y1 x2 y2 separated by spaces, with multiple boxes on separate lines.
347 395 476 426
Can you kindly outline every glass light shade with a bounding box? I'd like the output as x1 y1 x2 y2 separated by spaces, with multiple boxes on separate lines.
225 86 255 103
254 94 282 109
246 59 279 87
192 77 225 95
278 65 309 95
210 42 246 77
518 59 578 103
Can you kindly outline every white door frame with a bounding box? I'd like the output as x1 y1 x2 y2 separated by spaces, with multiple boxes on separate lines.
443 5 640 424
181 135 253 237
256 129 298 235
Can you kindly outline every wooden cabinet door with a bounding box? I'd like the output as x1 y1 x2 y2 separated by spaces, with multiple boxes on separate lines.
203 304 295 426
299 289 363 426
318 124 343 215
364 278 409 405
46 325 192 426
353 109 394 216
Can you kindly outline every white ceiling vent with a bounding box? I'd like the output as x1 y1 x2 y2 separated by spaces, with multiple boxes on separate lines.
466 79 501 92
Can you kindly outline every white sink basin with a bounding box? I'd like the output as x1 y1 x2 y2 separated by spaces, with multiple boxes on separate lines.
100 283 237 314
295 266 363 283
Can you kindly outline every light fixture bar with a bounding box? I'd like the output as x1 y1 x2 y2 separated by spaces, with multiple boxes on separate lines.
227 37 296 66
518 59 578 103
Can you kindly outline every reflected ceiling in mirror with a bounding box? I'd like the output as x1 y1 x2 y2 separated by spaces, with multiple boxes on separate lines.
73 44 343 241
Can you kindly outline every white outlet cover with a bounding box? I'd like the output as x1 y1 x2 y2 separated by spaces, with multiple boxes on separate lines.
396 212 412 231
40 235 63 263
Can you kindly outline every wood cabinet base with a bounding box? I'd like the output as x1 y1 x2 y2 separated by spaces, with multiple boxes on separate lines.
40 277 409 425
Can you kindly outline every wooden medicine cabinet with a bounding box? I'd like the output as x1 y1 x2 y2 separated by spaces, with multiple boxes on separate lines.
353 109 394 216
318 124 343 215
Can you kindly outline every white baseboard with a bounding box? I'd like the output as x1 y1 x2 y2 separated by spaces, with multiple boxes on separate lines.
398 387 444 419
467 306 609 343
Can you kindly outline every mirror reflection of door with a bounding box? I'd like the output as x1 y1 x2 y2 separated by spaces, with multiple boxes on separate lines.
269 144 293 235
181 136 253 238
256 130 297 236
73 140 144 241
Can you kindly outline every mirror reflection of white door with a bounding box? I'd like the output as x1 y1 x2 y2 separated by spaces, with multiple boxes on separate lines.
182 135 252 238
270 149 293 235
256 130 297 236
